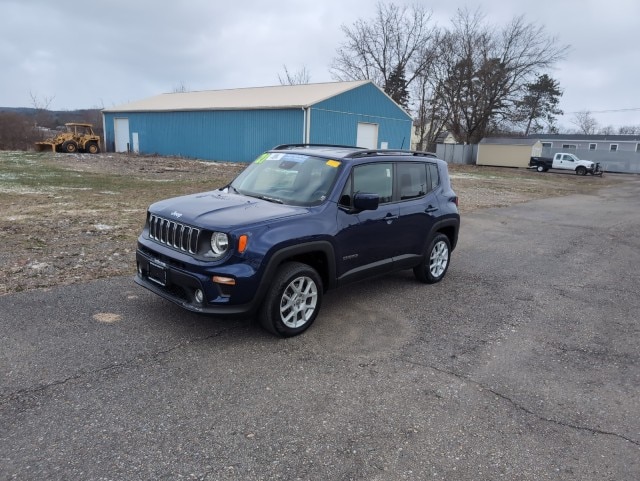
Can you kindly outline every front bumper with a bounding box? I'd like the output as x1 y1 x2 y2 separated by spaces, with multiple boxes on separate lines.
135 248 258 316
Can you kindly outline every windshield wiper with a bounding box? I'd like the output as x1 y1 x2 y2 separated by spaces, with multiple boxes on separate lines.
254 194 284 204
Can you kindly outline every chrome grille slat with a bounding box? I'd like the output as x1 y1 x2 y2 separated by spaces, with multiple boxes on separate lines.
148 214 200 254
169 221 176 247
175 224 183 249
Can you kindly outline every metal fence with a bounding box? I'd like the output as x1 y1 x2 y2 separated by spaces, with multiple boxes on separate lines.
541 147 640 174
435 143 478 165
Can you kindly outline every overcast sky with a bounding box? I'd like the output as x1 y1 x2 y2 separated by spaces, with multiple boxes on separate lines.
2 0 638 130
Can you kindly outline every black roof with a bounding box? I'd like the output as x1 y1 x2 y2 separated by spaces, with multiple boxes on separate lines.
527 134 640 142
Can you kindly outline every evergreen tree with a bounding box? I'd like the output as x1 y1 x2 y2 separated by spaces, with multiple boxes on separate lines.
385 65 410 109
517 74 563 134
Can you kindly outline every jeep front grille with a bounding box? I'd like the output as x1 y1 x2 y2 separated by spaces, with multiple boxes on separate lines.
148 214 201 254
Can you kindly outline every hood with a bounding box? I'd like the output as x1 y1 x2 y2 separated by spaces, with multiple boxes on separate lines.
149 190 306 229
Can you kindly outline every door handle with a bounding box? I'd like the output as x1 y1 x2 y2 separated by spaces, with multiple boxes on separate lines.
425 205 438 213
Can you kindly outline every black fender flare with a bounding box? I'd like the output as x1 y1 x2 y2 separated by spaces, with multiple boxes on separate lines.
428 217 460 251
252 240 337 307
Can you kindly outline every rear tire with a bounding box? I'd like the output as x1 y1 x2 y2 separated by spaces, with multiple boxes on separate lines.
536 165 545 172
62 141 77 153
259 262 323 337
413 233 451 284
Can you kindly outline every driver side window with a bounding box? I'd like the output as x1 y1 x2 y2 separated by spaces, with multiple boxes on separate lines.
339 163 393 207
354 163 393 203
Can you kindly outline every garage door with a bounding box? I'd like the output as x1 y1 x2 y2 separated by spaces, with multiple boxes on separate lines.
356 122 378 149
114 118 130 153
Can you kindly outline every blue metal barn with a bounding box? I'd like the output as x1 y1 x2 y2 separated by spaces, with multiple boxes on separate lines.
101 80 413 162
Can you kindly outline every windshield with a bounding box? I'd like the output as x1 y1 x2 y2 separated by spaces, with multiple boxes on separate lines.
229 152 342 206
66 124 92 135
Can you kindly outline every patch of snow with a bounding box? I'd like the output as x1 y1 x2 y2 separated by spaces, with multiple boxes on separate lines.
94 224 113 231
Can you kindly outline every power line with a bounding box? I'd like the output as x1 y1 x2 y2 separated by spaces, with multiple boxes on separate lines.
565 107 640 114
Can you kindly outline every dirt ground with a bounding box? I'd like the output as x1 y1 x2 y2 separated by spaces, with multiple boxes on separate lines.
0 151 622 296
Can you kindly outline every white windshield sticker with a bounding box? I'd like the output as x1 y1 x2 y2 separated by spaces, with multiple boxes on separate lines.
267 153 308 163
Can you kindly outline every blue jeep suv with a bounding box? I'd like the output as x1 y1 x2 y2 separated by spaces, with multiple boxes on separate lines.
135 144 460 336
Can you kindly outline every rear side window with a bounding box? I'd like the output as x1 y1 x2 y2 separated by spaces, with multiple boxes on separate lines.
427 163 440 192
398 163 427 199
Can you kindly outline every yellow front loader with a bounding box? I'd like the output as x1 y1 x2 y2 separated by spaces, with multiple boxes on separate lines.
35 123 101 154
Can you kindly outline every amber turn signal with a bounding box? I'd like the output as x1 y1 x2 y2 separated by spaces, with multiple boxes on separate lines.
238 234 248 253
212 276 236 286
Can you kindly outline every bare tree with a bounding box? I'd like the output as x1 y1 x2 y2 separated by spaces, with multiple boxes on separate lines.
618 125 640 135
332 3 568 145
29 90 56 130
412 73 449 151
172 82 190 93
432 8 569 144
599 125 616 135
29 91 55 111
278 65 311 85
571 110 599 135
0 112 38 150
331 2 438 101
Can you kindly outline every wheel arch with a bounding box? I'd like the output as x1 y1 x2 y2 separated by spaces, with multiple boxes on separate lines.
254 241 337 307
431 218 460 251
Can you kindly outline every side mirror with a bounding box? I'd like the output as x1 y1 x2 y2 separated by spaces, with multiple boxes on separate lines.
353 192 380 211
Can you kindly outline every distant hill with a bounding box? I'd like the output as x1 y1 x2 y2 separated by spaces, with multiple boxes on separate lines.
0 107 102 132
0 107 101 115
0 107 37 115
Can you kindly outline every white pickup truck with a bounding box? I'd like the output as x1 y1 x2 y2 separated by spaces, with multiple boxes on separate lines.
529 152 601 175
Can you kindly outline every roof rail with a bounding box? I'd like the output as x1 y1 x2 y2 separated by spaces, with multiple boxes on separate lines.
272 143 364 150
345 149 438 159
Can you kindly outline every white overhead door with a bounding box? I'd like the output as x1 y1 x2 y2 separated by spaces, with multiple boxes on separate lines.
356 122 378 149
114 118 130 153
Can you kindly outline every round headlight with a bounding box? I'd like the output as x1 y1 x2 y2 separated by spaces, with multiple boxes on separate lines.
210 232 229 257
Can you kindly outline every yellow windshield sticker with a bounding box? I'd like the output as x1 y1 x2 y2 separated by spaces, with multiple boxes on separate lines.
326 160 341 168
254 153 269 164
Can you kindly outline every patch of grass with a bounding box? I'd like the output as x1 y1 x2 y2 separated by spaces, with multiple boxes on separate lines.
0 151 244 296
0 151 218 194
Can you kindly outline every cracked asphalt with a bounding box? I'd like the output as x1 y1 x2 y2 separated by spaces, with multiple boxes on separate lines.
1 176 639 480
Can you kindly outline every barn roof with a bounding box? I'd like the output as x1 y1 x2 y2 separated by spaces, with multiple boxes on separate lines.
103 80 372 113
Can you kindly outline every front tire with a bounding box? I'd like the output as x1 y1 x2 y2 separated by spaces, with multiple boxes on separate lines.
414 233 451 284
86 141 100 154
259 262 323 337
576 166 587 175
62 141 78 153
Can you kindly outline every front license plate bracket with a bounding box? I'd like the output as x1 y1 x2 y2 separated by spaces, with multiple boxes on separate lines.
148 261 167 286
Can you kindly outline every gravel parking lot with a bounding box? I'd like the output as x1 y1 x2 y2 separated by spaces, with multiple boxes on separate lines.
1 152 638 480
